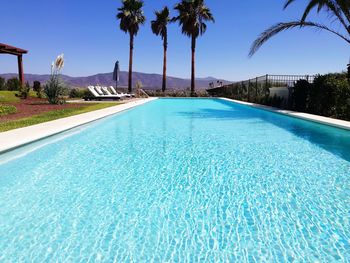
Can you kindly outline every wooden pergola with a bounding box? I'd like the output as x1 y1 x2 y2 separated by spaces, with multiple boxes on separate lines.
0 43 28 85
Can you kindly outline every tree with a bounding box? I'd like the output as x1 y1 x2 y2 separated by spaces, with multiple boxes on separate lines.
173 0 214 96
249 0 350 57
6 77 21 91
151 7 171 93
117 0 146 93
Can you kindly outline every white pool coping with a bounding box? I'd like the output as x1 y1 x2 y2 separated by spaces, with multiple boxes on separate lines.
221 98 350 131
0 98 158 153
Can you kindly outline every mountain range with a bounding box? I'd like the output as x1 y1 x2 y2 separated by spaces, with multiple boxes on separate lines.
0 71 231 90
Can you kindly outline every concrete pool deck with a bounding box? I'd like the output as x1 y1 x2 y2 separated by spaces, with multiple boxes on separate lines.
0 98 157 153
221 98 350 131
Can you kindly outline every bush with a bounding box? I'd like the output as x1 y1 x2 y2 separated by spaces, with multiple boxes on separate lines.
309 73 350 119
0 104 17 116
0 77 5 90
6 77 21 91
292 79 311 111
33 81 43 98
288 73 350 120
17 81 31 99
69 88 87 98
44 76 67 104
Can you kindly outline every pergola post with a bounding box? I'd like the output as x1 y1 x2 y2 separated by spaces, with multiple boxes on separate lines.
0 43 28 86
17 55 24 86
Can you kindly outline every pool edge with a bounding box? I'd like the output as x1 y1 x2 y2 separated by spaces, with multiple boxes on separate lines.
0 98 158 154
220 97 350 131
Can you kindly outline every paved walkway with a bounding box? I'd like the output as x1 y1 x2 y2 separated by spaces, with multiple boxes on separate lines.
0 98 157 153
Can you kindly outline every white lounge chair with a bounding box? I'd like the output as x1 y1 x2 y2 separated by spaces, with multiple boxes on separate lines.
85 86 122 101
109 86 132 98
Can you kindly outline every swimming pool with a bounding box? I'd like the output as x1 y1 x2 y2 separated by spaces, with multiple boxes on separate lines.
0 98 349 261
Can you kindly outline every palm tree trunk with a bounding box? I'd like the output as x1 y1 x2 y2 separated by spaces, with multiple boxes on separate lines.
162 35 167 93
191 36 196 97
128 33 134 93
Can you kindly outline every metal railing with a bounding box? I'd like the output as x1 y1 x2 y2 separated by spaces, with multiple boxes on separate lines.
207 74 315 105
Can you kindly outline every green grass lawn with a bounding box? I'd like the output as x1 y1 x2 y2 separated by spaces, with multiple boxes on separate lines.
0 91 21 103
0 90 38 103
0 103 120 132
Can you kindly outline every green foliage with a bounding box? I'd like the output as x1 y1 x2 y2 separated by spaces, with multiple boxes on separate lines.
173 0 215 39
117 0 146 36
288 73 350 120
0 104 17 116
69 88 88 98
17 81 31 99
250 1 350 57
0 91 21 103
33 81 43 98
292 79 310 111
309 73 350 119
6 77 21 91
151 6 171 41
0 77 6 90
44 75 67 104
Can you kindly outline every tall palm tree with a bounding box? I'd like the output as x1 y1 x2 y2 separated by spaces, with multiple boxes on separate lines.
249 0 350 57
173 0 214 96
151 7 171 93
117 0 146 93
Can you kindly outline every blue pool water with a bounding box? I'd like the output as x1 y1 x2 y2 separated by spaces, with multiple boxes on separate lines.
0 98 350 262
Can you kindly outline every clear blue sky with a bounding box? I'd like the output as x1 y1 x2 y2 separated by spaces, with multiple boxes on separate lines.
0 0 348 81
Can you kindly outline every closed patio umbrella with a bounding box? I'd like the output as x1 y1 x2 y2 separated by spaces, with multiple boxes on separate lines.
113 60 120 90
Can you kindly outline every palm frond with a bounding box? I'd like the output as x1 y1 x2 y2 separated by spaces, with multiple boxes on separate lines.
151 7 171 40
249 21 350 57
173 0 214 39
116 0 146 36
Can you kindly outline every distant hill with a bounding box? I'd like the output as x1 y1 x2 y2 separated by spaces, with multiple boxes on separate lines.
0 72 231 90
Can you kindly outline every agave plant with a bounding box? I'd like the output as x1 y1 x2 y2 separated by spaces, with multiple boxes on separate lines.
249 0 350 57
151 7 171 93
173 0 214 96
117 0 146 93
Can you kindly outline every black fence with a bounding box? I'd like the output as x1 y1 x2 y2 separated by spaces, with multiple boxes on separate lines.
207 74 315 107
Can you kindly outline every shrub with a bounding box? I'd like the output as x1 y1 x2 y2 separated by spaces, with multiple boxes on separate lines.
291 79 311 112
69 88 87 98
6 77 21 91
44 76 67 104
0 104 17 116
0 77 5 90
17 81 31 99
33 81 43 98
44 54 66 104
309 73 349 119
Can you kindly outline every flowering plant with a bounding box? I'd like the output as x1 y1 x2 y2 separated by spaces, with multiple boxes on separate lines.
44 54 67 104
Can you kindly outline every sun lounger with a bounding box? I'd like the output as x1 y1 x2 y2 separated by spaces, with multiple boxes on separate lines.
109 86 133 98
85 86 122 101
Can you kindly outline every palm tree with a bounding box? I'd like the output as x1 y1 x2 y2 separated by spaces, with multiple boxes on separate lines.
151 7 171 93
249 0 350 57
173 0 214 96
117 0 146 93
